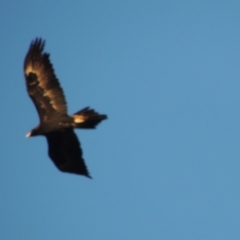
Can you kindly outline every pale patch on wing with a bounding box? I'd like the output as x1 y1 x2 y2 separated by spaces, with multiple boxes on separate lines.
25 63 67 114
25 64 38 75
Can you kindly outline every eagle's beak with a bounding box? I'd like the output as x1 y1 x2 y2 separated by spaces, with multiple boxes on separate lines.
26 131 31 138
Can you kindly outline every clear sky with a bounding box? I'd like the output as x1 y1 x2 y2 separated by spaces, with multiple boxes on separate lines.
1 1 240 239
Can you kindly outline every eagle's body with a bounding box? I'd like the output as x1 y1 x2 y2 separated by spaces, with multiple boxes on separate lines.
24 38 107 178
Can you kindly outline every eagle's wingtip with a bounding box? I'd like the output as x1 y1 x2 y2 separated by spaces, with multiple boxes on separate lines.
86 174 92 179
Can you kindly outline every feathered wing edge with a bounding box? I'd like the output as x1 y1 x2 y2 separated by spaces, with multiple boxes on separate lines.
46 129 92 178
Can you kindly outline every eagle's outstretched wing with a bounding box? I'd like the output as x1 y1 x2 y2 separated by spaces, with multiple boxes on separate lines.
24 38 67 122
46 129 91 178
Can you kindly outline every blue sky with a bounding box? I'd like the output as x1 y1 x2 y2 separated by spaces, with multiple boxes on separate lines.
1 1 240 239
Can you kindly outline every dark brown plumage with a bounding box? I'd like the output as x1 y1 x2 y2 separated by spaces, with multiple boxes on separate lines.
24 38 107 178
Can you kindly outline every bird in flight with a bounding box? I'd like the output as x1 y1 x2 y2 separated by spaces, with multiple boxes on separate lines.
24 38 107 178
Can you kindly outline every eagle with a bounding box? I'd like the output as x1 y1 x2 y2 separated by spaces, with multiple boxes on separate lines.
24 38 107 178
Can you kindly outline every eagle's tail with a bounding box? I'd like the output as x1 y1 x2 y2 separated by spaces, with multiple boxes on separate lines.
72 107 107 129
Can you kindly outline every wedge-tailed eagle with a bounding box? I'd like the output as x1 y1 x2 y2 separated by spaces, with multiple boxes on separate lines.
24 38 107 178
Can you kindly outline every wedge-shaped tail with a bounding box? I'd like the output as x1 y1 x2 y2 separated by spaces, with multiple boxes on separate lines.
72 107 107 129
